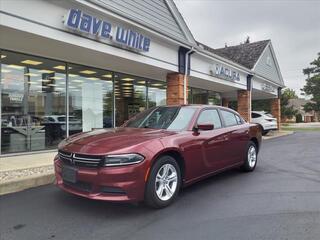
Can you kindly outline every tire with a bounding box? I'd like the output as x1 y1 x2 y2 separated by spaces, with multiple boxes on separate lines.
145 155 181 208
241 141 258 172
262 130 269 136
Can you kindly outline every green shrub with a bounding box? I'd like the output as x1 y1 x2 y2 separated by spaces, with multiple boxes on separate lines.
296 114 303 123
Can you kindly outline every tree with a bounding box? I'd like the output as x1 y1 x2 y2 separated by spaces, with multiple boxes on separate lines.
280 88 298 119
302 53 320 116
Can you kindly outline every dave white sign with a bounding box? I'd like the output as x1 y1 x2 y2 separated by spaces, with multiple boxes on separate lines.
64 9 151 52
210 64 240 81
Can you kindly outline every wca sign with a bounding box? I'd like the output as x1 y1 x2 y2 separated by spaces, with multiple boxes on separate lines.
65 9 151 52
210 64 240 81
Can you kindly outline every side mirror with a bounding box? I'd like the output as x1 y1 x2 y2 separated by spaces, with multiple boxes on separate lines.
196 123 214 131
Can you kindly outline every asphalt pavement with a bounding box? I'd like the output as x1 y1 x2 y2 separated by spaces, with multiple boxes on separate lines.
1 132 320 240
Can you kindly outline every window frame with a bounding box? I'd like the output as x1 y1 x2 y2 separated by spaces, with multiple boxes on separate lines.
218 108 243 127
194 107 223 130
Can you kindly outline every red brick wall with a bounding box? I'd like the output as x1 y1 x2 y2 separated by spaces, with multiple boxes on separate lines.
222 98 229 107
237 90 251 122
166 72 188 105
270 98 281 130
305 116 311 123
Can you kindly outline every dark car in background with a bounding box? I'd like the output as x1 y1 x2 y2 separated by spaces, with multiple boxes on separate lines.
54 105 262 208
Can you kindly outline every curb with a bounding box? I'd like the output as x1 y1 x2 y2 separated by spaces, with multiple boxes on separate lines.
0 173 55 196
262 131 294 140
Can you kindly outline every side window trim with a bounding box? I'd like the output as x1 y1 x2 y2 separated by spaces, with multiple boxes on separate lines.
195 107 222 130
218 109 239 128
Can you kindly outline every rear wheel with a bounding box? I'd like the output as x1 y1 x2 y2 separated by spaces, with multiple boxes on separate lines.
241 141 258 172
145 155 181 208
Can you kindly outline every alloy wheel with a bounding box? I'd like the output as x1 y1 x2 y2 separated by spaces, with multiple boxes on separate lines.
248 145 257 168
155 164 178 201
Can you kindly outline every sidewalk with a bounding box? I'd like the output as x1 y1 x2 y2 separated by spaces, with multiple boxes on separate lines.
0 151 56 195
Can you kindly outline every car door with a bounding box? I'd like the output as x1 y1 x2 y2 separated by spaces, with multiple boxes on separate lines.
219 109 249 165
195 108 230 173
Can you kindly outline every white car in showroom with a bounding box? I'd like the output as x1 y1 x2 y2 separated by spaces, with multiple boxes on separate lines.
251 111 278 135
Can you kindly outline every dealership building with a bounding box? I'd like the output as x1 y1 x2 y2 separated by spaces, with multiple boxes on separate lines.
0 0 285 156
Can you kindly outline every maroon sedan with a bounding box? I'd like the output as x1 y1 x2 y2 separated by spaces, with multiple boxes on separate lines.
54 105 262 208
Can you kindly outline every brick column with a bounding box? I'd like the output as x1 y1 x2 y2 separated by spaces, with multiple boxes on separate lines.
166 72 187 105
237 90 251 122
222 98 229 107
271 98 281 130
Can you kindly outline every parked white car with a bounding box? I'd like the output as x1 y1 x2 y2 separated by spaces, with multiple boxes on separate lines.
251 111 278 135
42 115 82 132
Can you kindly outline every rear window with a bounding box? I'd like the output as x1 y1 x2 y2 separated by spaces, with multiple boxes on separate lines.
221 110 238 127
197 109 222 129
252 113 261 118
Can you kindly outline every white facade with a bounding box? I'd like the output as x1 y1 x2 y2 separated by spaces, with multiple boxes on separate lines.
1 0 284 96
0 0 285 155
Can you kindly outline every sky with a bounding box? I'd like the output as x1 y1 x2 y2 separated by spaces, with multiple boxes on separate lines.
174 0 320 97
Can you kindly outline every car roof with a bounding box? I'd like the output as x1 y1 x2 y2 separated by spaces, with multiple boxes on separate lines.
161 104 240 114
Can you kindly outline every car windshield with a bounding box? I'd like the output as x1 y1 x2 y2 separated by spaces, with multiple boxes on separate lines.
125 106 197 130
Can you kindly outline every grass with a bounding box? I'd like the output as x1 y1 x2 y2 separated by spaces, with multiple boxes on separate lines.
281 127 320 132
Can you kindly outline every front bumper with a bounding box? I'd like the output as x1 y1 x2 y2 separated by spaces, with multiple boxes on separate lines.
54 158 148 202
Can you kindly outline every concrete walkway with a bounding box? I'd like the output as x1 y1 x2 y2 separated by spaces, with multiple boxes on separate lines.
0 151 56 195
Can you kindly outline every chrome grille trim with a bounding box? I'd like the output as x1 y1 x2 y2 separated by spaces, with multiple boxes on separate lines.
73 155 101 161
58 150 103 168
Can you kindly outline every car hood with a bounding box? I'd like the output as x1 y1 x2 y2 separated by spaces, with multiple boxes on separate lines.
60 127 177 154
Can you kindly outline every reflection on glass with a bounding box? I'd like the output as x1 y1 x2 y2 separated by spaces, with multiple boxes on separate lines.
191 88 208 104
115 73 147 126
125 106 196 130
1 51 66 153
68 64 113 134
148 79 166 108
208 91 221 105
189 88 221 106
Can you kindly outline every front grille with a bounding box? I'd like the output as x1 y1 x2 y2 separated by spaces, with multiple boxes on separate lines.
64 180 92 192
59 150 103 168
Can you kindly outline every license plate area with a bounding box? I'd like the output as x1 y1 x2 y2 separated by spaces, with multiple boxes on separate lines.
62 165 77 183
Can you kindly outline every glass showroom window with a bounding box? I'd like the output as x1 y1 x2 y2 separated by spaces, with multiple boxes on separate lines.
0 50 66 154
191 88 208 104
115 73 147 126
208 91 222 105
68 64 113 134
148 79 166 108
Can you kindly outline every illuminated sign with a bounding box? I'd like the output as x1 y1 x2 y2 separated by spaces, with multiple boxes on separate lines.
65 9 151 52
9 93 23 102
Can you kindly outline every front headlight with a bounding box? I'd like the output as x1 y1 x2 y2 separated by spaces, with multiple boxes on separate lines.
104 153 145 167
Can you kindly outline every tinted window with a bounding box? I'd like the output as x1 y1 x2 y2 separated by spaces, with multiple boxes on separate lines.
197 109 222 129
48 117 56 122
252 113 261 118
221 110 238 127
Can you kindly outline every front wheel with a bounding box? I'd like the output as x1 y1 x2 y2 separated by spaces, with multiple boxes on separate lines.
145 155 181 208
241 141 258 172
